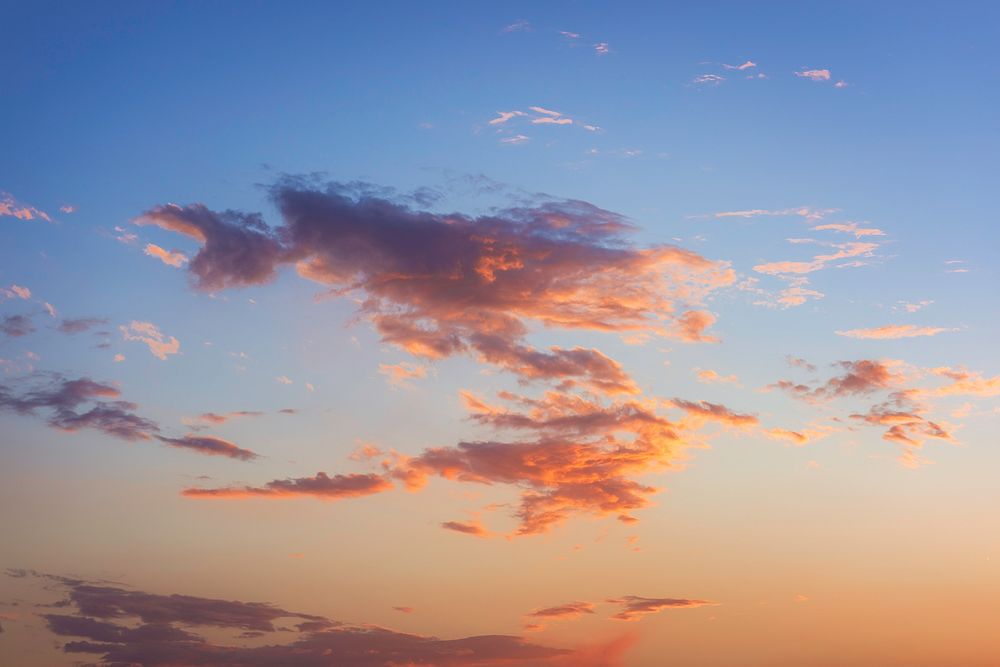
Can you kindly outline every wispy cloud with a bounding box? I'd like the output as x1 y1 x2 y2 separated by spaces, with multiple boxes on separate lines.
836 325 958 340
607 596 716 621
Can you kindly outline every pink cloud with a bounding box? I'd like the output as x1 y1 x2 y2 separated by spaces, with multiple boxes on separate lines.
119 321 180 360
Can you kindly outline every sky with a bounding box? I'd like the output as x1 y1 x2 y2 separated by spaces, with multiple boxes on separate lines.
1 2 999 665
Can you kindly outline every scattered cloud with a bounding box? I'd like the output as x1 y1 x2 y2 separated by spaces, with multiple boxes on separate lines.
119 321 180 360
0 192 51 222
723 60 756 70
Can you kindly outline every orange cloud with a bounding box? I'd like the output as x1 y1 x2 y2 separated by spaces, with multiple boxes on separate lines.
378 361 427 388
694 368 739 385
0 192 51 221
812 222 885 238
836 325 957 340
143 243 189 268
137 184 733 393
119 321 180 360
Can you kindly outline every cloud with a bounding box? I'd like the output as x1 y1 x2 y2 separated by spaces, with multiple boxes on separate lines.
136 181 732 393
120 321 180 360
711 207 838 223
0 192 51 222
502 19 531 33
923 367 1000 398
501 134 530 144
441 520 493 538
753 241 879 276
671 310 719 343
18 570 598 667
606 596 715 621
558 31 581 39
392 390 691 534
378 362 427 388
143 243 189 268
276 375 293 385
836 325 958 340
1 284 31 300
60 204 76 213
594 42 610 55
1 314 34 338
669 398 758 428
195 385 727 535
0 376 159 441
772 359 904 400
183 472 392 500
186 410 264 428
694 368 739 385
156 434 258 461
57 317 108 334
533 117 574 126
692 74 725 85
763 427 829 446
897 300 933 314
530 106 562 117
490 110 526 125
812 222 885 238
722 60 756 70
795 69 831 81
133 206 283 291
526 601 595 620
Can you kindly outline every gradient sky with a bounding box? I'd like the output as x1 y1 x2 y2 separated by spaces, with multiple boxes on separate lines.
2 2 999 666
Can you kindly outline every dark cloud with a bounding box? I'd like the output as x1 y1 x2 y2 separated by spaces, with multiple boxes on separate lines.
157 434 259 461
1 313 34 337
57 317 109 334
0 376 257 459
606 595 715 621
135 205 284 291
526 601 595 619
0 376 159 442
135 180 733 392
182 472 391 499
21 572 589 667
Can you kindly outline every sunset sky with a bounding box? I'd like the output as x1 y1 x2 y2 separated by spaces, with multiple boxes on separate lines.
2 2 999 666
